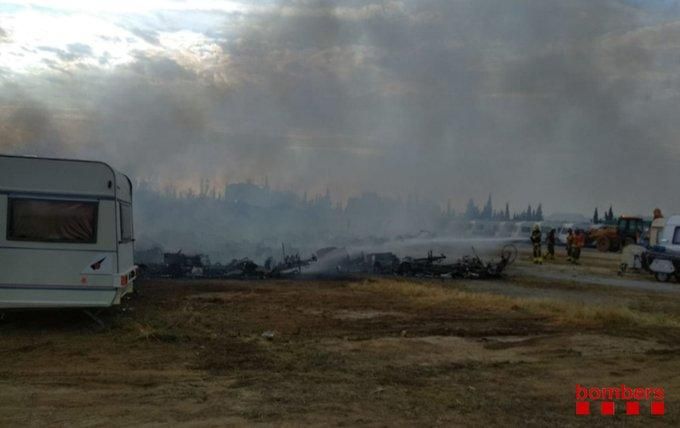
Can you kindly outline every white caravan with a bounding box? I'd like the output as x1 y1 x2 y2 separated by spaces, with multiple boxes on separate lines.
0 155 137 308
634 215 680 282
655 215 680 252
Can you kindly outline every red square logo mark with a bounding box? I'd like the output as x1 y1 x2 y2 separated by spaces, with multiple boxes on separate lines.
626 401 640 415
651 401 665 416
576 401 590 415
601 401 615 416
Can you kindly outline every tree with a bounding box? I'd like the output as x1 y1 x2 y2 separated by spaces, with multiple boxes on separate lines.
505 203 510 221
481 194 493 220
464 198 480 220
607 205 614 223
535 204 543 221
593 208 599 224
526 205 533 221
199 178 210 198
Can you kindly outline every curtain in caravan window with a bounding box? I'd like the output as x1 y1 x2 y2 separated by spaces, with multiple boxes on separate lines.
8 198 98 243
120 202 133 242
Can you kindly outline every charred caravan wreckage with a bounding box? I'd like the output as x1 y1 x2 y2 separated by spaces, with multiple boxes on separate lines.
395 246 517 279
336 245 517 279
140 250 318 279
140 245 516 281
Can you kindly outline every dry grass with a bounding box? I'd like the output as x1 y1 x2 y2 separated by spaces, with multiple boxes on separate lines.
350 278 680 333
4 278 680 426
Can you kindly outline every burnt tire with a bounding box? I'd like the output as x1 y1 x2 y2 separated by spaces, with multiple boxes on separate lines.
596 237 610 252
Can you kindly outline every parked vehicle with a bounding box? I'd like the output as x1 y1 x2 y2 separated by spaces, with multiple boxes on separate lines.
511 222 533 240
495 221 515 238
643 215 680 282
0 155 137 308
589 216 645 252
467 220 498 237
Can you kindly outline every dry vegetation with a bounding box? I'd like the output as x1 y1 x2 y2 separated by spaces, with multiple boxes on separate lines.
1 250 680 426
356 279 680 333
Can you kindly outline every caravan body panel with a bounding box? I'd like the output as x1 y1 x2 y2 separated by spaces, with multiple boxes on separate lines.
0 155 136 308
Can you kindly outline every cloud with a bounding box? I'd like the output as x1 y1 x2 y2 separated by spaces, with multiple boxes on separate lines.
129 27 161 45
37 43 94 63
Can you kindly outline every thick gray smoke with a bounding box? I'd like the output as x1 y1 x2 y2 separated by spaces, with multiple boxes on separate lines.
0 87 68 156
1 0 680 257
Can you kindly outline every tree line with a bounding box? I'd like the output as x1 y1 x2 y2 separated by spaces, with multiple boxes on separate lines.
592 206 616 224
462 195 544 222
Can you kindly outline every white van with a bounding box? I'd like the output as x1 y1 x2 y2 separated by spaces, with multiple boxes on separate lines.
656 215 680 252
0 155 137 308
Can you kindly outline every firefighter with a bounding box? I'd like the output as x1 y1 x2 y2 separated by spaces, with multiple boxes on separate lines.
571 230 585 264
546 228 556 260
530 224 543 264
565 228 574 262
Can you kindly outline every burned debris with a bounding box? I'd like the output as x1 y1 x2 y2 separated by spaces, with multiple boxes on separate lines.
268 253 318 277
397 251 448 277
139 247 318 279
336 252 400 274
139 244 516 280
208 258 266 279
395 246 516 279
164 251 206 278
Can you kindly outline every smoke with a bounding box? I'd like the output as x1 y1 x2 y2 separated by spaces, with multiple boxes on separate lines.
0 87 70 156
2 0 680 216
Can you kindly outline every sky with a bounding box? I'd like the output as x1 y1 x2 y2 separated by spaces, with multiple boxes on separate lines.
1 0 680 215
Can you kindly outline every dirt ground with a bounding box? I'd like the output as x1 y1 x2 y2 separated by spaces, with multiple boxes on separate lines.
2 247 680 427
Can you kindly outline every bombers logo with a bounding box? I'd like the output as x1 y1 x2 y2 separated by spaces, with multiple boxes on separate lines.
576 384 665 416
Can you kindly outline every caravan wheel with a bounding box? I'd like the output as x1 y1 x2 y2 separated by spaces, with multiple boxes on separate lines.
655 272 671 282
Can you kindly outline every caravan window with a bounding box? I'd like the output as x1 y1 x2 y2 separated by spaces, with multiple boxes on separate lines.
120 202 133 242
673 227 680 245
7 198 98 243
